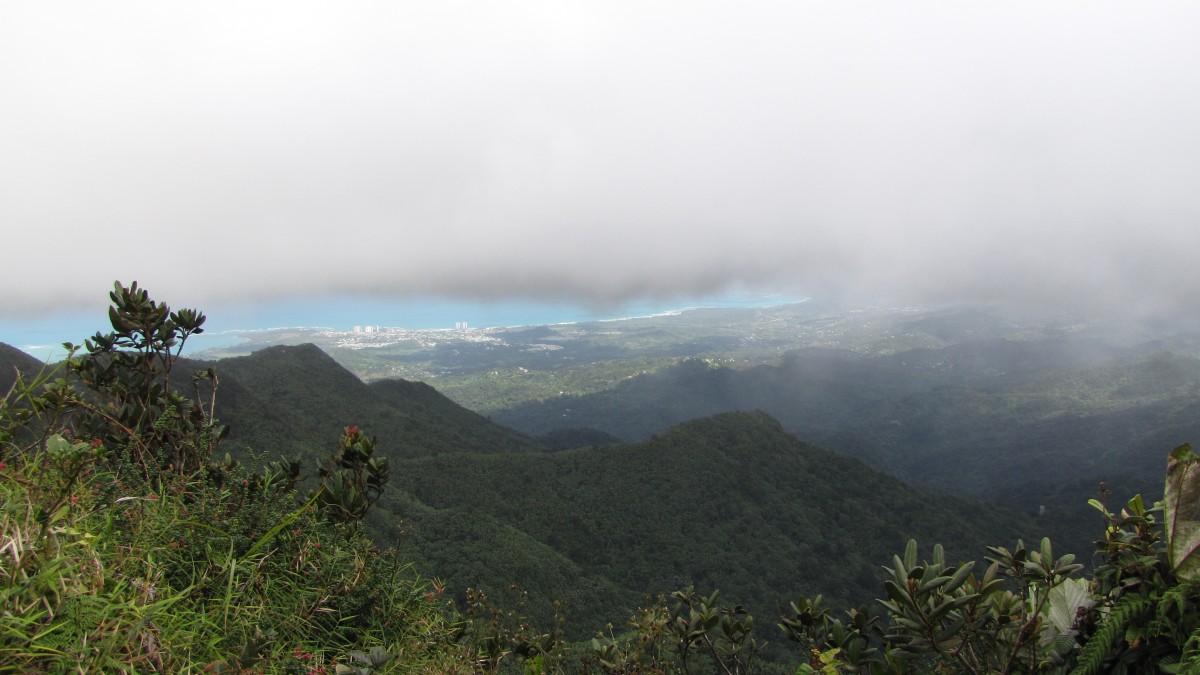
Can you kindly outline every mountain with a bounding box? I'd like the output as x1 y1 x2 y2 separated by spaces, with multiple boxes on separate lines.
0 338 1070 645
0 342 49 395
482 333 1200 560
174 344 1040 641
487 339 1200 496
0 340 547 463
382 411 1040 640
193 344 546 463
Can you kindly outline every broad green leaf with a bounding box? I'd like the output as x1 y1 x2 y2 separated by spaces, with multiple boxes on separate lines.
1045 577 1093 636
1164 444 1200 580
45 434 71 454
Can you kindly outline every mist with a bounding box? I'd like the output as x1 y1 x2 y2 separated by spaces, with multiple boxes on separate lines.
2 2 1199 320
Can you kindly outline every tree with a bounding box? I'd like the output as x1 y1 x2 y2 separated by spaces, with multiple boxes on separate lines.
64 280 225 477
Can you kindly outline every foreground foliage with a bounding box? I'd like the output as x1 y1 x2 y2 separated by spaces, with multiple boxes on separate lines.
0 283 472 673
590 447 1200 674
3 282 1200 673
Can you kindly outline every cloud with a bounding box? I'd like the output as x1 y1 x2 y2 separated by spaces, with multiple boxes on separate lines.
2 2 1199 320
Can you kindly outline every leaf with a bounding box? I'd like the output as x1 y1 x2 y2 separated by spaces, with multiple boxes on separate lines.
1163 443 1200 580
942 562 975 595
1045 577 1093 636
45 434 71 454
1052 632 1077 658
903 539 918 572
919 575 954 593
883 580 918 612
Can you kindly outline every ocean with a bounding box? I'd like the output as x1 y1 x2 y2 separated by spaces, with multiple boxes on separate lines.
1 292 805 361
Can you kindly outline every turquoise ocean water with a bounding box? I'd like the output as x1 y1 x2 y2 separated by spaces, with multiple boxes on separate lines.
2 292 805 361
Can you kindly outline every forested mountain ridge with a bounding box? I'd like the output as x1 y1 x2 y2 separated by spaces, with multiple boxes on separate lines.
165 300 1200 541
186 343 548 462
6 279 1200 673
178 343 1044 638
457 317 1200 564
4 321 1189 568
487 335 1200 504
382 410 1042 640
0 337 1042 645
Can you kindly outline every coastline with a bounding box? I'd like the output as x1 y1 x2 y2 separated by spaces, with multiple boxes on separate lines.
4 294 808 361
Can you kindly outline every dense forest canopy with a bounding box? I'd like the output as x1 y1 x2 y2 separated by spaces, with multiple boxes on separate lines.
3 283 1200 673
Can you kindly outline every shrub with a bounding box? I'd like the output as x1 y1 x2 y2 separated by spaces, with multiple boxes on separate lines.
0 282 465 673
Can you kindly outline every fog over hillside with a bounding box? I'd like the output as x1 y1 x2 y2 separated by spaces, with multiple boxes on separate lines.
2 3 1199 321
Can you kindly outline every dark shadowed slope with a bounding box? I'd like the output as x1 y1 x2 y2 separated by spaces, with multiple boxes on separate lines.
0 342 52 395
383 411 1039 639
206 344 547 463
488 340 1200 503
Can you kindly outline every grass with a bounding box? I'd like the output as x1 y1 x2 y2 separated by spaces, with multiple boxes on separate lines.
0 436 471 674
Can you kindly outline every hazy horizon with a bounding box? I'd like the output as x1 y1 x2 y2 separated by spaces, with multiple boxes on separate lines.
1 288 810 360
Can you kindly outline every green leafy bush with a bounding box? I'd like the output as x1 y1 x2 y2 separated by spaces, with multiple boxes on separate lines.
0 282 468 673
583 450 1200 674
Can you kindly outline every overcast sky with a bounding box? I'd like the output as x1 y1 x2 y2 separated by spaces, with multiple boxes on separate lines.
3 2 1199 321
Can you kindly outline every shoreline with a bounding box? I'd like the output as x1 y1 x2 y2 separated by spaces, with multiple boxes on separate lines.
5 295 809 360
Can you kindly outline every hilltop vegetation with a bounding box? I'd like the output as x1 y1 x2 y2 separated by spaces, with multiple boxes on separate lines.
0 284 471 672
488 336 1200 498
194 300 1200 562
84 325 1045 644
5 283 1200 673
481 320 1200 559
384 411 1038 642
206 343 545 463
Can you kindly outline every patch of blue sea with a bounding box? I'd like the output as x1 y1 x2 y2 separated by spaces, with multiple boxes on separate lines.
3 293 807 361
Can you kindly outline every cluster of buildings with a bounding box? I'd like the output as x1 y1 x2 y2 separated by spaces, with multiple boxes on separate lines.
354 322 469 333
331 322 502 352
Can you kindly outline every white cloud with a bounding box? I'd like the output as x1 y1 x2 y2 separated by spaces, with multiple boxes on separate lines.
2 2 1199 319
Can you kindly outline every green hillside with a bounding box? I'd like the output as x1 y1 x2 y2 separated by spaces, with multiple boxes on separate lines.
6 284 1200 672
380 411 1039 640
0 337 1042 644
166 342 1041 642
488 340 1200 490
194 343 547 466
485 337 1200 547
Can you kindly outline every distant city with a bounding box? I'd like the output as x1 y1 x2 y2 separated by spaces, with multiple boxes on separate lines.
353 322 467 334
2 294 803 361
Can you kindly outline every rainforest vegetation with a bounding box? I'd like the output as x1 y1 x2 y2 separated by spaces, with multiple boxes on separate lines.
3 282 1200 673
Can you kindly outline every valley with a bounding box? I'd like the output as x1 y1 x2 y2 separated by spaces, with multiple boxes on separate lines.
6 297 1200 668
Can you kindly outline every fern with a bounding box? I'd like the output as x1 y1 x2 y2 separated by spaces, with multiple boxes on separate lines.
1071 595 1153 675
1155 577 1200 623
1179 629 1200 671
